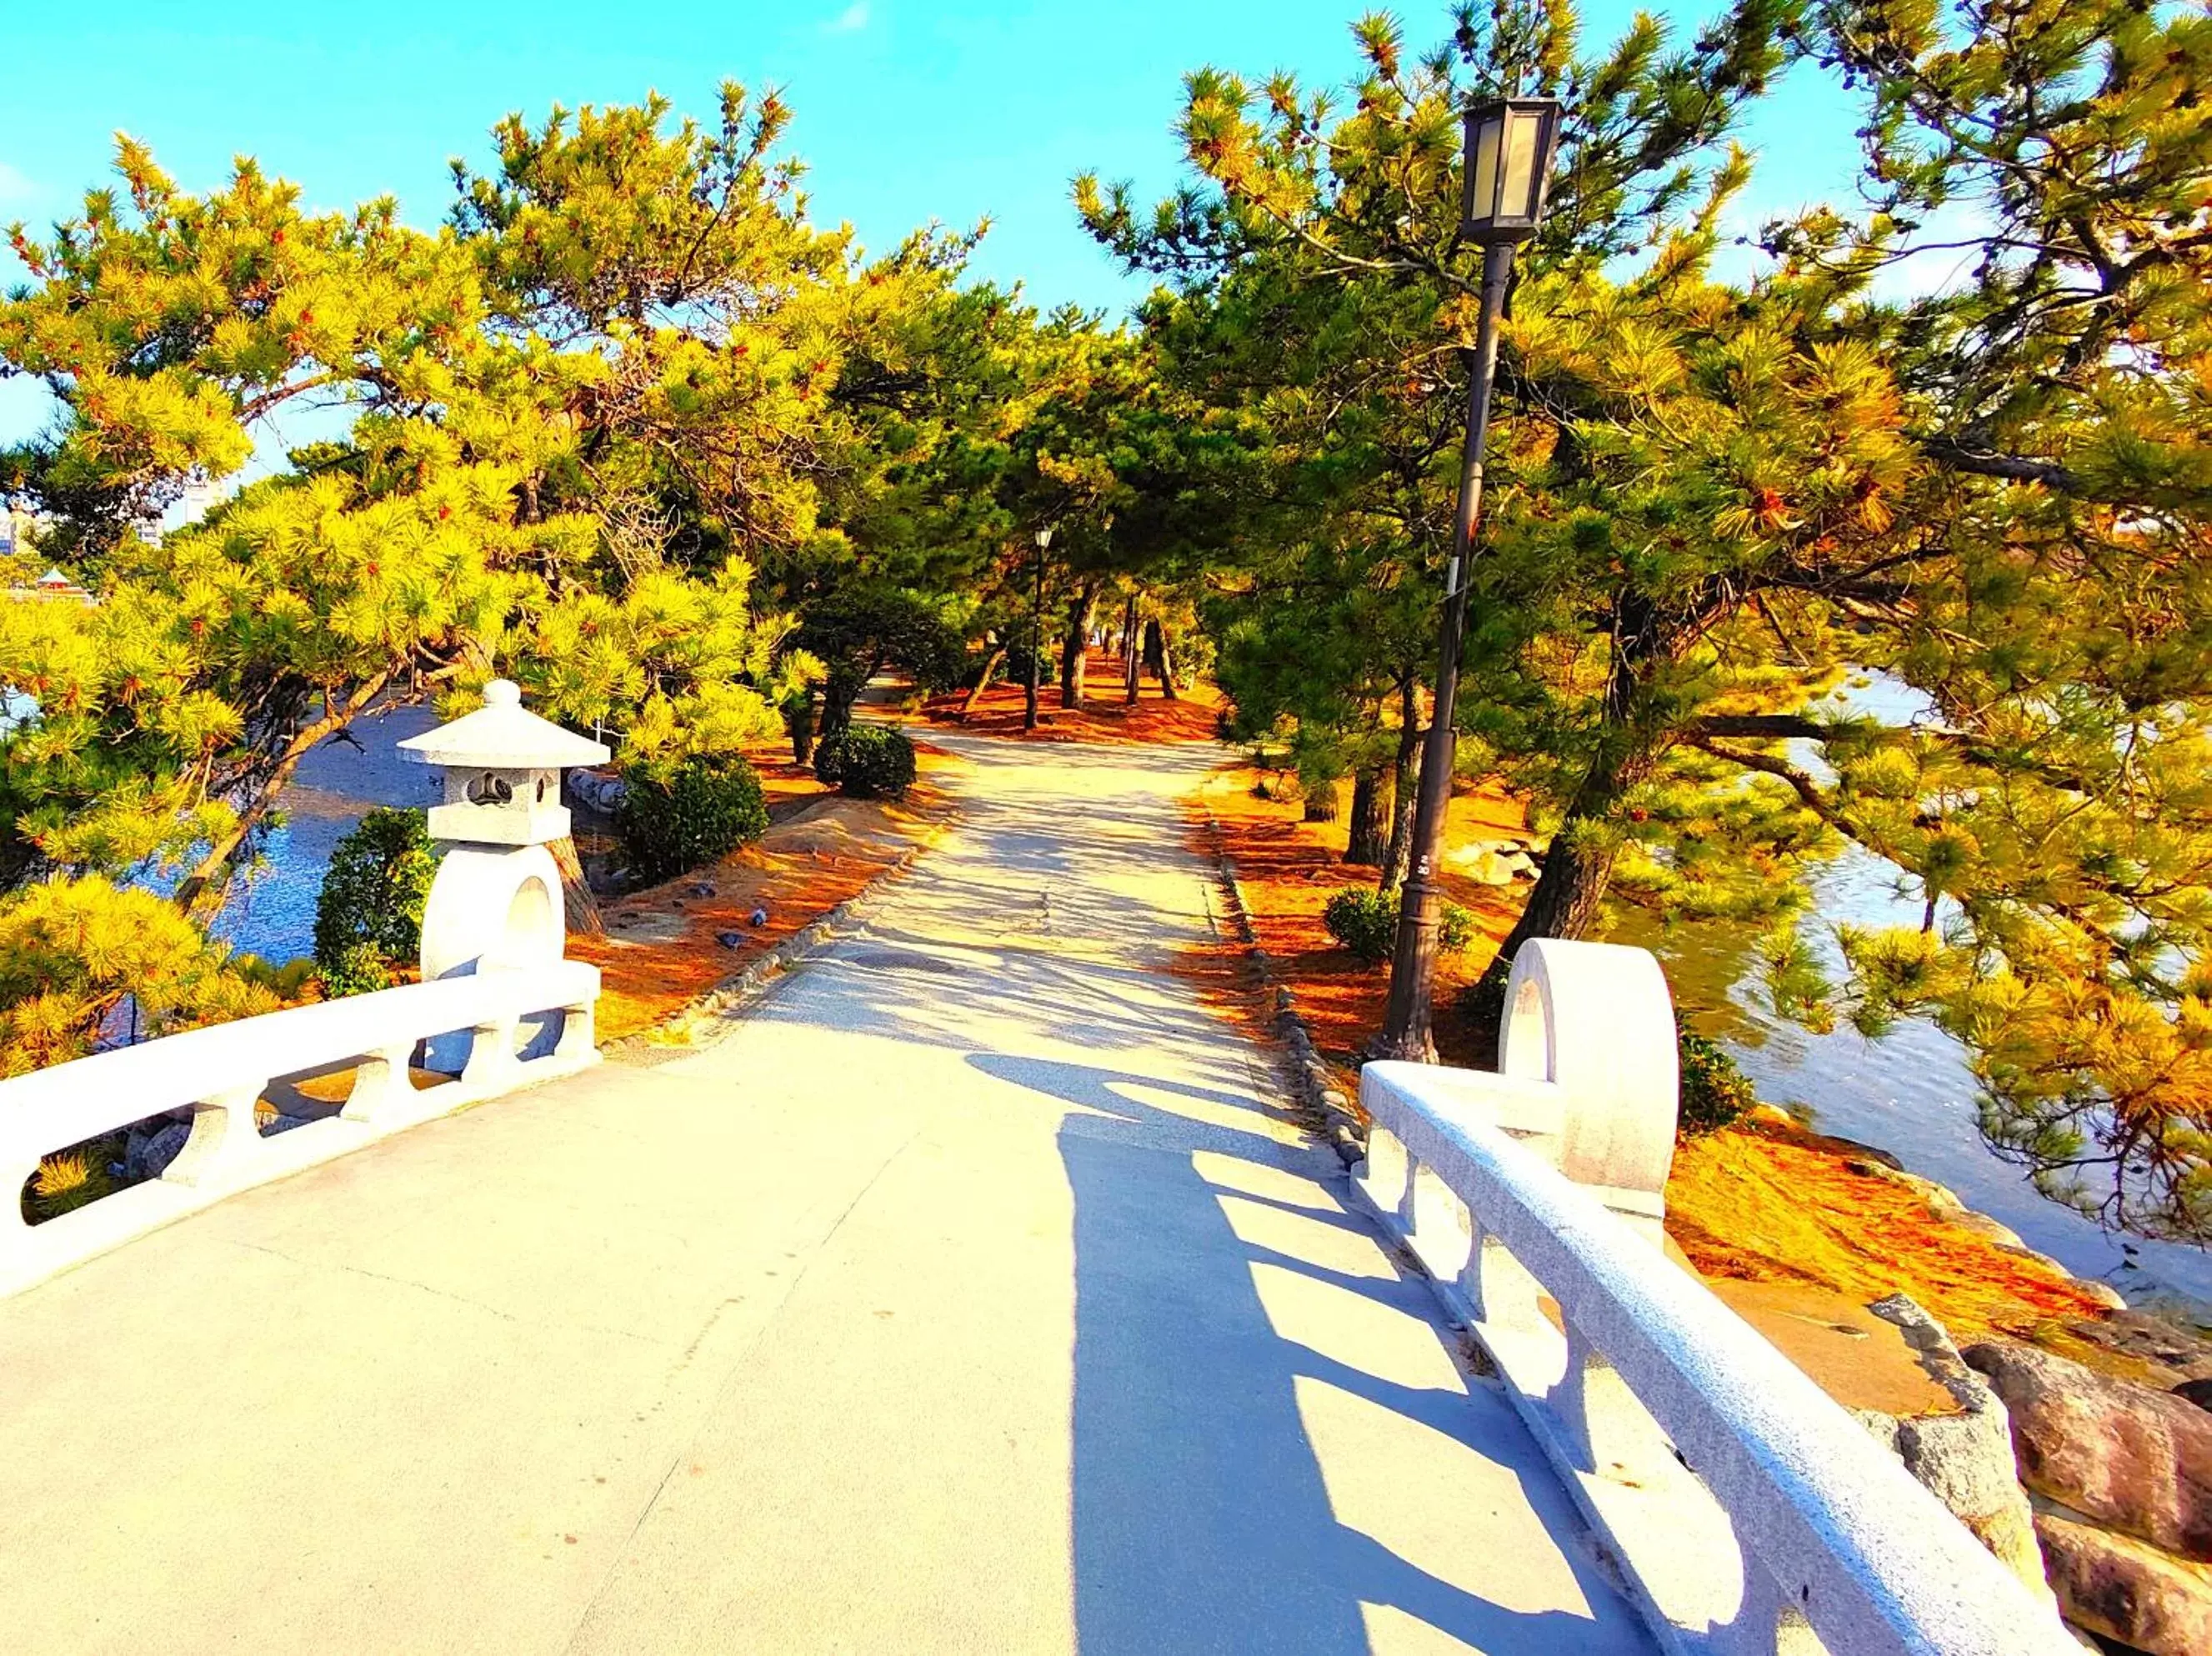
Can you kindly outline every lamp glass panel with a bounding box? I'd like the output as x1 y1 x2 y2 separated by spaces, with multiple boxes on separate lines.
1469 117 1501 226
1500 108 1541 221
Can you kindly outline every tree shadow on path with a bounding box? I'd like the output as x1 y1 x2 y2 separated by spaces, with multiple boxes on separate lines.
968 1053 1651 1656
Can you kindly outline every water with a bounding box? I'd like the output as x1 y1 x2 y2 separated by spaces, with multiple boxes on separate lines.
1611 667 2212 1317
210 704 442 963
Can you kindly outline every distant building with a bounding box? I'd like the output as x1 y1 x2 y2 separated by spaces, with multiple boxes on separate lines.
143 475 227 545
4 561 91 605
0 504 36 558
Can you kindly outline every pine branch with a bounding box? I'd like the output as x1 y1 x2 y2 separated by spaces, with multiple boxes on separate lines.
1688 713 1835 740
1688 736 1844 827
1915 433 2086 495
173 672 393 916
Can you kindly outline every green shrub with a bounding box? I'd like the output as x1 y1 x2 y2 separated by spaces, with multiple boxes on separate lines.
1324 888 1398 963
813 724 916 799
1678 1030 1757 1136
615 753 769 884
1436 902 1478 953
233 953 318 1000
313 808 436 996
1323 888 1477 967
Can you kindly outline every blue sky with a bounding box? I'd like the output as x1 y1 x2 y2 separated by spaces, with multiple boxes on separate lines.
0 1 1875 447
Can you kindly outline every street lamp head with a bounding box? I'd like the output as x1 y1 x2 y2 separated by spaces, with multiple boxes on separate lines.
1035 527 1053 549
1460 97 1562 245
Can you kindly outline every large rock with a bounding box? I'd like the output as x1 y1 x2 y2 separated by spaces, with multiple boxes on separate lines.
1853 1296 2052 1604
1965 1339 2212 1561
2034 1508 2212 1656
123 1118 191 1181
1442 838 1537 885
566 768 627 814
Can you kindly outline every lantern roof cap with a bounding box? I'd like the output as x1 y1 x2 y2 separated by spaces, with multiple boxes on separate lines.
398 680 609 771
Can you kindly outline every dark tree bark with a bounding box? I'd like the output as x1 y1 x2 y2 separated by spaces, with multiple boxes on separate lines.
1345 766 1389 864
785 692 817 766
1123 595 1141 705
1468 591 1670 1059
962 646 1006 716
1144 619 1179 701
547 834 605 937
1382 677 1421 890
818 657 876 748
1060 580 1100 709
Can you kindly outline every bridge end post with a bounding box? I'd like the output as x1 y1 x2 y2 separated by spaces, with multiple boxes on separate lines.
1498 938 1679 1236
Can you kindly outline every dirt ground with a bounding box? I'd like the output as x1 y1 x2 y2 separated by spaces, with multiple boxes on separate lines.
914 648 1224 745
568 740 966 1043
1184 755 2175 1388
1187 758 1529 1071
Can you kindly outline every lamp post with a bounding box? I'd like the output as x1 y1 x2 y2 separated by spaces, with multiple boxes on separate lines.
1025 525 1053 733
1374 96 1562 1063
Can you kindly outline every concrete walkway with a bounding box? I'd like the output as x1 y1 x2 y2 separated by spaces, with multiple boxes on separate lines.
0 733 1651 1655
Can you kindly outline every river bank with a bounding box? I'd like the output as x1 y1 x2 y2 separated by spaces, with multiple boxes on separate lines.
1187 758 2212 1356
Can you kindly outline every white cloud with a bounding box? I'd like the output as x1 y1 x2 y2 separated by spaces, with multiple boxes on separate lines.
825 3 870 33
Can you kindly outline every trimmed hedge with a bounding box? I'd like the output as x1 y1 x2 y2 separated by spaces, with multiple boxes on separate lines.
1322 887 1476 967
813 723 916 800
615 753 769 884
313 807 437 996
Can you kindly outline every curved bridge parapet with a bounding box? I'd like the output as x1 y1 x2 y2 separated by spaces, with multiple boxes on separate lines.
1354 937 2076 1656
1 960 599 1298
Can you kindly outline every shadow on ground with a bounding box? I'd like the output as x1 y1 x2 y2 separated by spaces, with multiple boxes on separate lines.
974 1053 1642 1656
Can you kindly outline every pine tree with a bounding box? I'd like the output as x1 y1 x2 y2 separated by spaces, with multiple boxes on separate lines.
0 88 959 1045
1089 1 2212 1238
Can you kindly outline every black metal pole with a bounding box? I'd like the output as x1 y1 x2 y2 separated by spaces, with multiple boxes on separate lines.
1373 239 1517 1063
1024 537 1043 732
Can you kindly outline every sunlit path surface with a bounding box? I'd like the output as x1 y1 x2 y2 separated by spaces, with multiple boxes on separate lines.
0 733 1649 1655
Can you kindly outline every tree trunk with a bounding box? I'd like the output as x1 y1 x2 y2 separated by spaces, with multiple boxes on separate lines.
1144 619 1179 702
1464 781 1628 1064
1060 581 1099 709
1469 592 1669 1060
818 662 868 748
1345 766 1389 864
1123 595 1141 705
785 691 817 766
546 833 605 937
1303 782 1339 823
963 646 1006 716
1382 678 1421 890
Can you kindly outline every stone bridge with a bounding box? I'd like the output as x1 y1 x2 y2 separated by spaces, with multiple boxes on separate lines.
0 718 2074 1654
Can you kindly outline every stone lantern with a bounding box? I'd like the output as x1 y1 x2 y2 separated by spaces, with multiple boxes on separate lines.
398 680 609 981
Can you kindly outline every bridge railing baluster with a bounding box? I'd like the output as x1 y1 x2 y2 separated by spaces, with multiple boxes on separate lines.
1349 937 2075 1656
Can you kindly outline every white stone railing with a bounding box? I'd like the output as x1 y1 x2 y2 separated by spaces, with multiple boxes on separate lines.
1 960 598 1299
1354 938 2074 1656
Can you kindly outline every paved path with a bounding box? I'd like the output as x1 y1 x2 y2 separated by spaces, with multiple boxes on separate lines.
0 734 1651 1655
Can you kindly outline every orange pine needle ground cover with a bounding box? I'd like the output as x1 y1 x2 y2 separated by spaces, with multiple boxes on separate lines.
1667 1116 2119 1357
1186 759 1527 1073
568 741 966 1043
1184 754 2134 1377
915 648 1223 744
